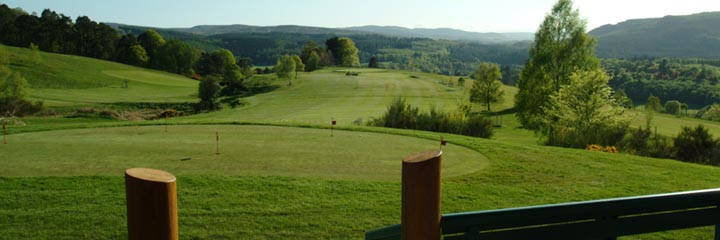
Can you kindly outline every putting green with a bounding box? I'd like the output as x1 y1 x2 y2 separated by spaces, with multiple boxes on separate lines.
0 125 487 181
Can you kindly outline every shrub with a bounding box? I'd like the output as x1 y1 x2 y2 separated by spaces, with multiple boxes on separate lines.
674 125 718 164
464 114 493 138
664 100 682 115
373 98 493 138
621 126 651 155
0 98 43 116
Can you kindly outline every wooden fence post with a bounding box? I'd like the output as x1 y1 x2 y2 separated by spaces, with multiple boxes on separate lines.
125 168 178 240
402 150 442 240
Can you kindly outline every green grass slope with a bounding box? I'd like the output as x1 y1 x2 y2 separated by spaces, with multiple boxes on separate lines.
4 47 720 238
1 44 197 107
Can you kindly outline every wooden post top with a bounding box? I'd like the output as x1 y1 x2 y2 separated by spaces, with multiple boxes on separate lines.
125 168 176 183
403 149 442 164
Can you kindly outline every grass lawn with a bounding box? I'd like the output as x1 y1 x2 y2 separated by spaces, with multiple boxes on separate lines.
4 45 720 239
0 125 486 181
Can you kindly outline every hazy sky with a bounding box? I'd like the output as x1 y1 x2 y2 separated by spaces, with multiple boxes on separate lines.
3 0 720 32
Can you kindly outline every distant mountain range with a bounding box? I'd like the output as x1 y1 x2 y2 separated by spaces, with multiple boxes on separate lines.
589 11 720 59
341 26 533 43
164 24 533 43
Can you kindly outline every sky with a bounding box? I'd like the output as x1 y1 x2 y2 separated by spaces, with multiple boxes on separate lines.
3 0 720 33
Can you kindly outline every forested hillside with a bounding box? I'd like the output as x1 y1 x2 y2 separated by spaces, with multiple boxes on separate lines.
590 12 720 59
115 24 530 75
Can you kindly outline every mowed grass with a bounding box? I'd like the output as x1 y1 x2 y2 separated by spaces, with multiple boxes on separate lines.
0 125 486 181
184 69 467 125
3 129 720 239
5 47 720 238
1 44 197 107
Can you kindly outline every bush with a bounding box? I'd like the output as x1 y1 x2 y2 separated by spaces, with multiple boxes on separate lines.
373 98 493 138
674 125 718 164
0 97 43 116
464 114 493 138
664 100 682 115
621 126 651 155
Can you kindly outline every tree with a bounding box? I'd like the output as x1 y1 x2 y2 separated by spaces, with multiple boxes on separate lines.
275 55 296 85
138 29 166 68
368 56 379 68
337 37 360 67
197 75 222 111
300 40 321 65
515 0 600 129
291 55 304 78
612 88 633 109
469 62 504 112
0 71 27 100
325 37 359 67
305 51 320 72
674 125 718 165
540 69 630 148
646 95 663 112
29 42 41 64
155 39 199 76
664 100 682 115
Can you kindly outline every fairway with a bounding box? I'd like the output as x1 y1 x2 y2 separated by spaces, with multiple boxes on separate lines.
186 69 467 125
0 125 487 181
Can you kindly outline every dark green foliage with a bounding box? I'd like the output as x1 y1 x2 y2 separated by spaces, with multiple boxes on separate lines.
155 39 199 76
664 100 682 115
368 56 379 68
305 51 320 72
674 125 719 165
646 95 663 112
372 98 493 138
0 6 117 60
0 97 43 116
604 58 720 107
613 89 634 109
590 12 720 59
464 114 494 138
375 98 418 129
622 126 652 155
197 75 222 111
138 29 166 68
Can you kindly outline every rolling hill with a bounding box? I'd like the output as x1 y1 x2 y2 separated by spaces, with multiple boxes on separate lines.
5 43 720 239
590 11 720 59
342 25 533 43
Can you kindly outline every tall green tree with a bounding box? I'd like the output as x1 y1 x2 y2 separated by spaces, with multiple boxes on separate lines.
540 69 629 148
469 62 504 112
197 75 222 111
291 55 304 78
515 0 600 129
155 39 198 76
0 71 27 100
138 29 166 68
305 51 320 72
336 37 360 67
646 95 663 112
275 55 296 85
300 40 321 65
368 57 379 68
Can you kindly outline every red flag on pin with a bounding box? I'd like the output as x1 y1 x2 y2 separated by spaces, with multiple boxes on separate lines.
332 120 337 125
441 137 446 146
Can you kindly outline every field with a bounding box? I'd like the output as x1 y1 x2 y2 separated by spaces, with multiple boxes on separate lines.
3 45 720 239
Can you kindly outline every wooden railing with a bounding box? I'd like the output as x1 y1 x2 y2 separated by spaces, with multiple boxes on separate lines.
366 150 720 240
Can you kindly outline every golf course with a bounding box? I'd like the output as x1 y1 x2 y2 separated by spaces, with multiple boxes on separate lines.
3 44 720 239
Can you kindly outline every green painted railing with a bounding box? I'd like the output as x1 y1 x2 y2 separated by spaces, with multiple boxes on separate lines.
366 188 720 240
